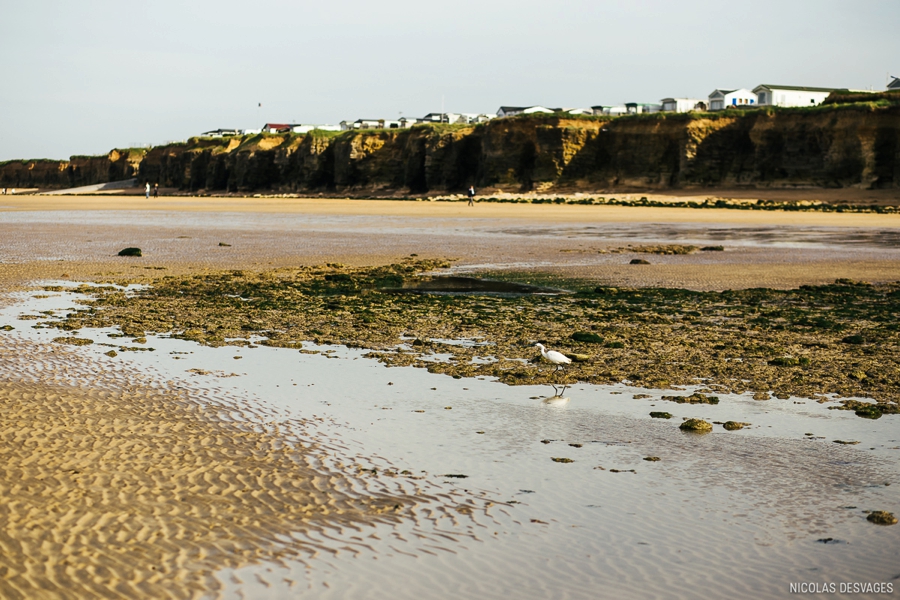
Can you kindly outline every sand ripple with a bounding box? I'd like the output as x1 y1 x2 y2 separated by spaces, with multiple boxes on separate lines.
0 336 474 599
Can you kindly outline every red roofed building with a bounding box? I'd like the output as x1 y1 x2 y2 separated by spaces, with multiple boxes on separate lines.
262 123 293 134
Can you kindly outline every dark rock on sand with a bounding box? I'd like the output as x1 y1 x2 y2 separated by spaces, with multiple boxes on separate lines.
866 511 897 525
650 412 672 419
117 247 142 257
630 259 650 265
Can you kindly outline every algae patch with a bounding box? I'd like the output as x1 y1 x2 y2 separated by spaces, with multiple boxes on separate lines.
41 261 900 411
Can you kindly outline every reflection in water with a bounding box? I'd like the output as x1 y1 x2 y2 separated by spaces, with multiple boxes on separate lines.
496 224 900 250
541 383 570 406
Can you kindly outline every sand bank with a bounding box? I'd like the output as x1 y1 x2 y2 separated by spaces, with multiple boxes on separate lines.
2 194 899 227
1 195 899 291
0 334 446 599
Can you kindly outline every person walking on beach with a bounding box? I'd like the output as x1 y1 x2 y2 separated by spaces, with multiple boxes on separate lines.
145 182 150 199
467 185 476 206
153 183 159 198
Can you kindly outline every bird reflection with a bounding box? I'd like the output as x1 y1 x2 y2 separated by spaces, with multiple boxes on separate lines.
541 383 570 406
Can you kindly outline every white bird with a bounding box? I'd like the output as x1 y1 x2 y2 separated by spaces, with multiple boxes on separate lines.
534 343 572 373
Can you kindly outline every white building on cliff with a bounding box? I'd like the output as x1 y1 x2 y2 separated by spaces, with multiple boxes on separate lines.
660 98 704 113
752 84 841 107
708 89 757 111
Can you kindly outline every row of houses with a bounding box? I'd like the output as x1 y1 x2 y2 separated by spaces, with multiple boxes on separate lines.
200 78 899 138
506 79 899 117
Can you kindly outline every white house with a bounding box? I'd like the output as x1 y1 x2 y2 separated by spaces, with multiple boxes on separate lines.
887 76 900 91
496 106 554 118
752 85 841 107
555 107 591 115
200 128 240 137
708 89 757 111
660 98 704 113
459 113 494 124
340 119 383 130
420 112 463 124
625 103 661 114
291 124 342 134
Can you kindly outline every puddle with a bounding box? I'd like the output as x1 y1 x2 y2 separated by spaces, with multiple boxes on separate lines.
2 286 899 599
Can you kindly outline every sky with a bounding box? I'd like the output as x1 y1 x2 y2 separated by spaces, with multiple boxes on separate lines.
1 0 898 161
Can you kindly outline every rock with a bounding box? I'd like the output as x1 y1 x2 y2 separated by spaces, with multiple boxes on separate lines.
571 331 604 344
551 457 574 463
630 259 650 265
568 443 583 448
643 456 661 461
563 352 591 362
218 242 232 247
680 418 713 432
768 356 810 367
633 394 652 399
723 421 743 430
866 511 897 525
700 245 725 251
442 474 468 478
52 337 93 346
752 392 770 401
661 392 719 404
104 350 117 357
832 440 860 445
117 247 142 257
650 411 672 419
841 334 866 345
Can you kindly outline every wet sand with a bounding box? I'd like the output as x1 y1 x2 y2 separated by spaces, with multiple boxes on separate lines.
1 196 899 598
1 195 899 290
0 333 453 599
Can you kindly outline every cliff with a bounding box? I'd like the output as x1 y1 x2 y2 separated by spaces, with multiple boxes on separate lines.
0 149 144 190
3 101 899 194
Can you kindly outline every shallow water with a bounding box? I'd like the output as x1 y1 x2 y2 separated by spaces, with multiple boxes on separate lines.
2 286 899 599
496 223 900 251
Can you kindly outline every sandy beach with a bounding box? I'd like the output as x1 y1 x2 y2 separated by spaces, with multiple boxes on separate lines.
1 195 899 598
1 194 898 290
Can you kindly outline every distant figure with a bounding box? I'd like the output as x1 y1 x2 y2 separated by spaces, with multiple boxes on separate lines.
9 188 14 195
153 183 159 198
145 182 150 199
467 185 476 206
1 188 5 195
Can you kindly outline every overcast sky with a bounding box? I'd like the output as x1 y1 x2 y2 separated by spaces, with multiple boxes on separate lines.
1 0 897 161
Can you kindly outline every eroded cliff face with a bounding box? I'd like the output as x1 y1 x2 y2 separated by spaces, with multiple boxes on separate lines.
0 149 144 189
2 103 898 193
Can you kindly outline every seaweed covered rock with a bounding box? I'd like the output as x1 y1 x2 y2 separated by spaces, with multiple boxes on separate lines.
866 511 897 525
680 418 713 432
661 392 719 404
571 331 604 344
117 247 142 257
